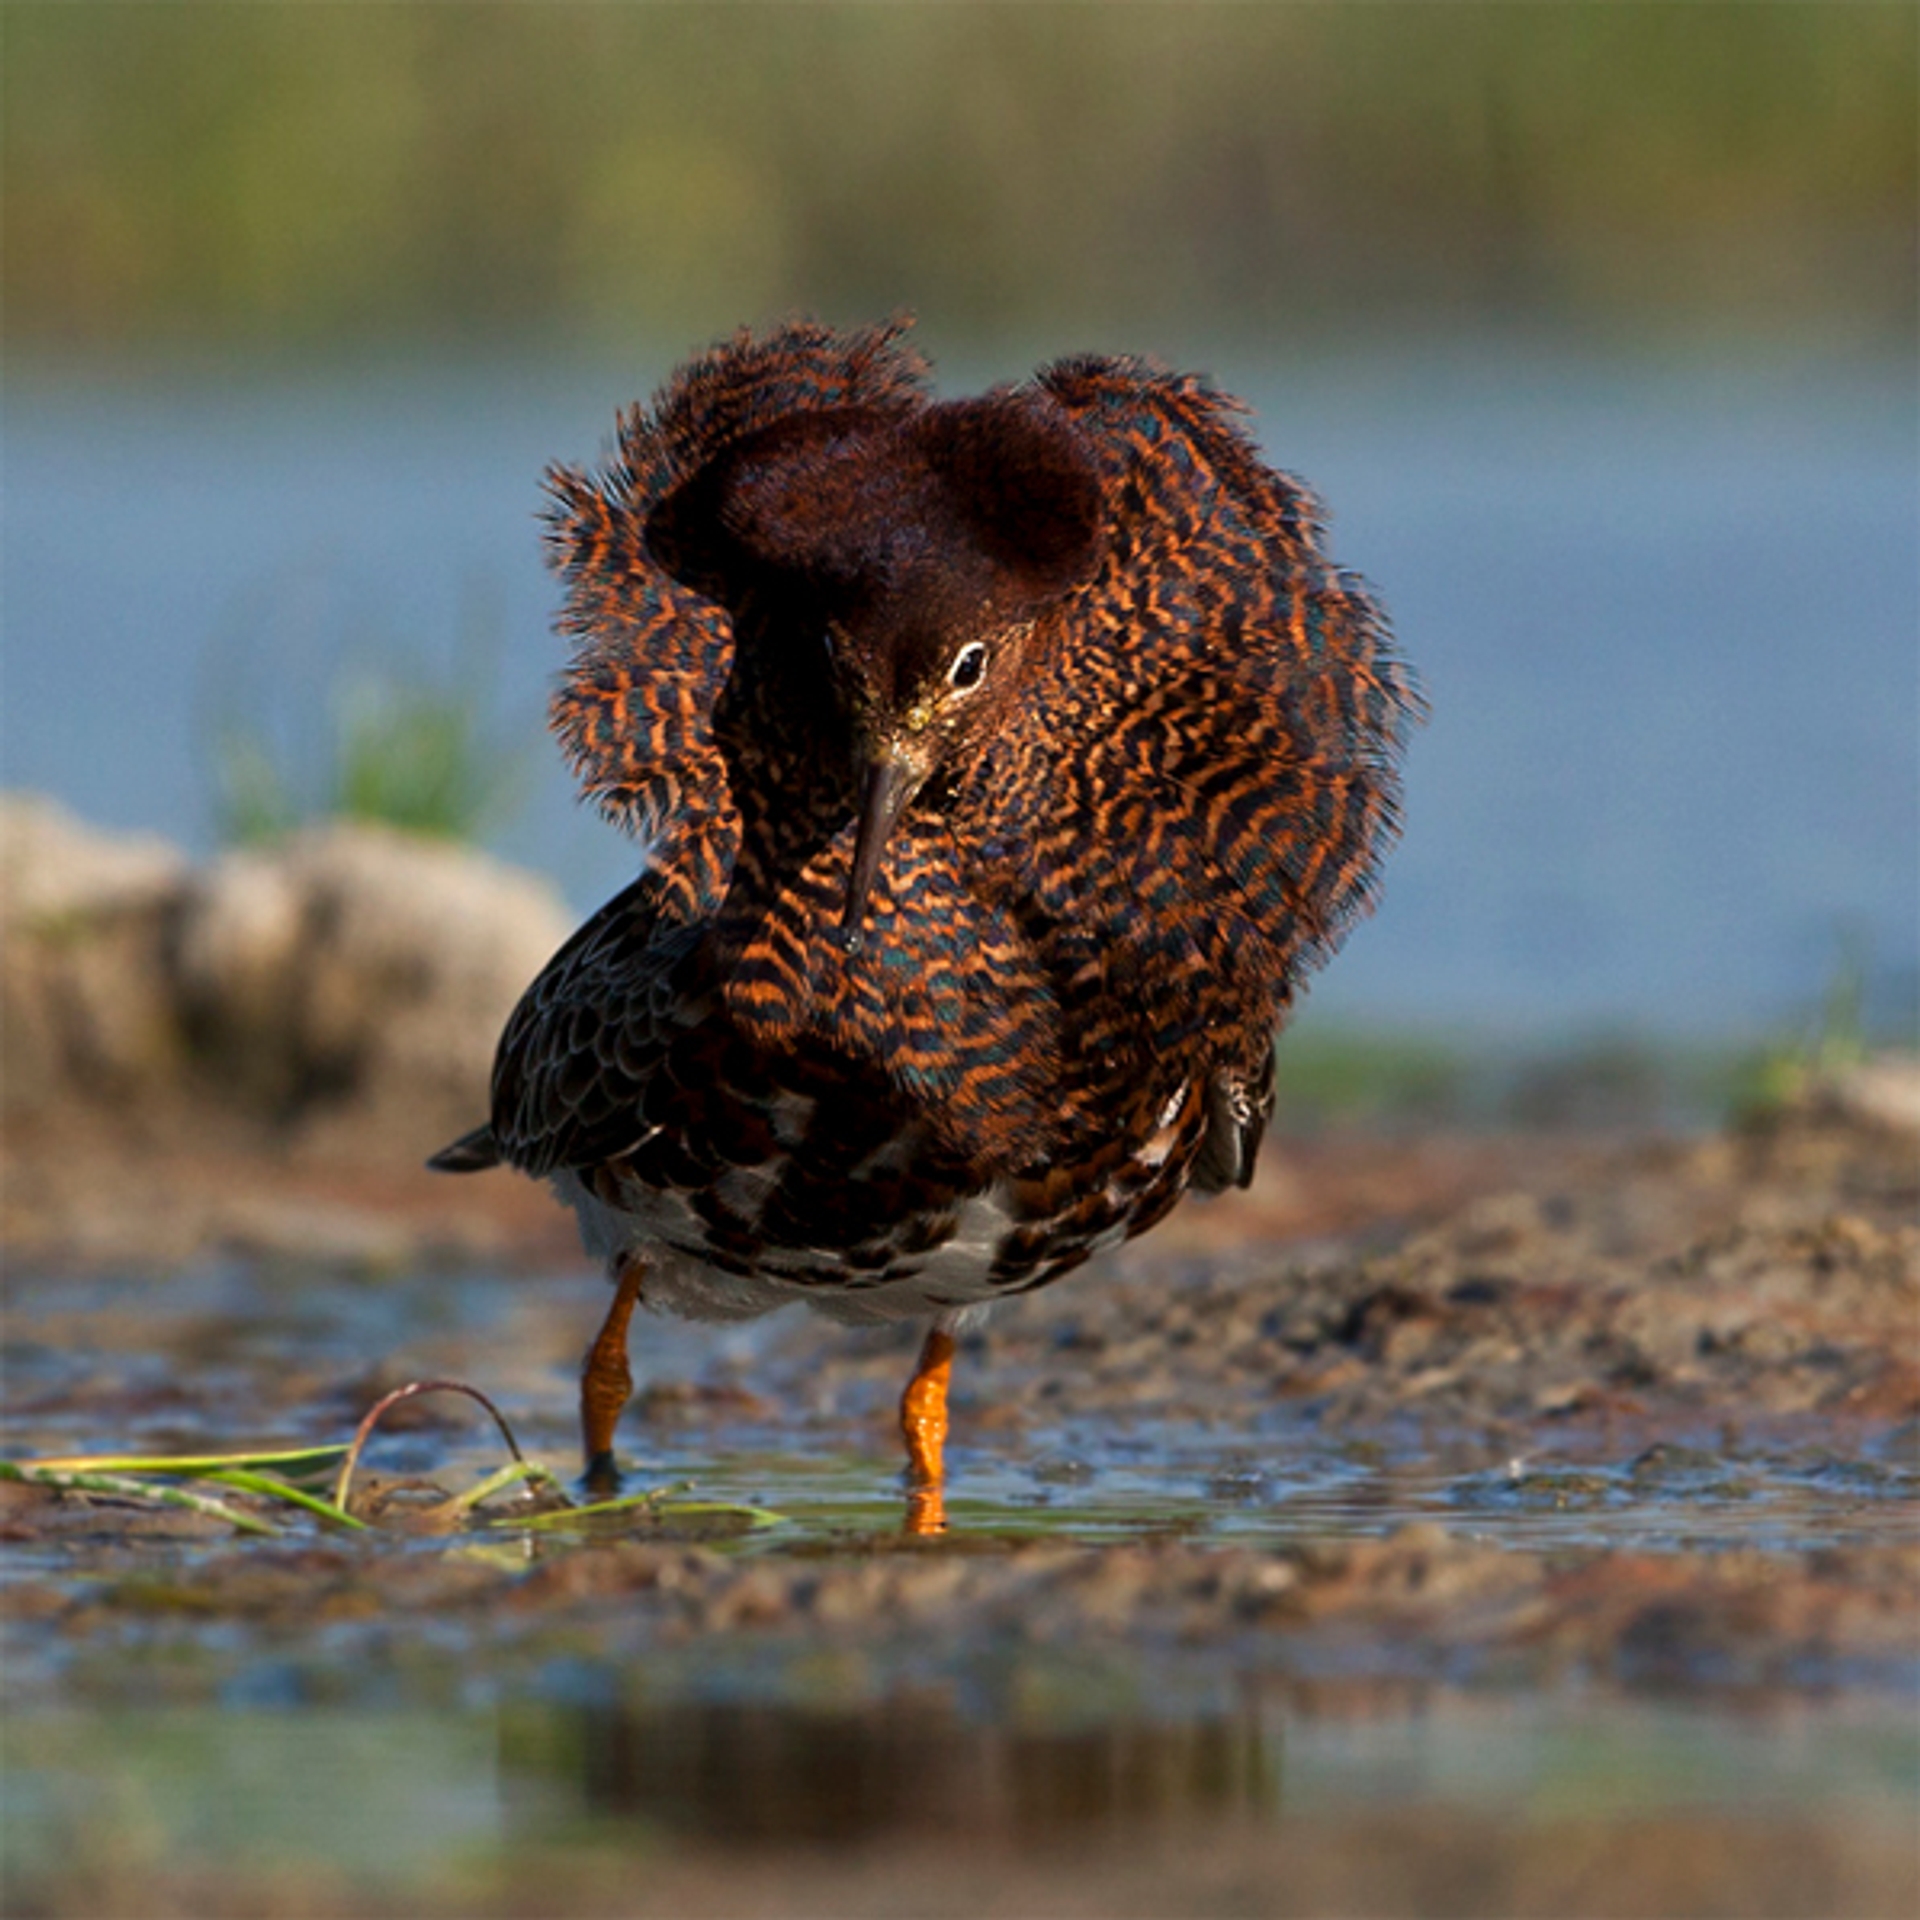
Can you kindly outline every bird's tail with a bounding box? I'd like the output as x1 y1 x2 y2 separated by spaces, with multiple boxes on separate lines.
426 1124 502 1174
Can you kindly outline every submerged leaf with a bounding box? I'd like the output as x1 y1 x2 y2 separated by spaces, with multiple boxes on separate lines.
500 1487 788 1534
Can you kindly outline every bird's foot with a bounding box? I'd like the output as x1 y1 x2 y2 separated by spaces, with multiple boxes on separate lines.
580 1450 625 1503
899 1326 956 1537
903 1478 947 1536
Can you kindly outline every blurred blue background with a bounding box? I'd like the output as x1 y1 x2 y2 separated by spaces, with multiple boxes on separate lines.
5 4 1914 1048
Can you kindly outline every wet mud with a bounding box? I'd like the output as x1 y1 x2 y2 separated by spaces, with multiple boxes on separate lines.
3 1090 1916 1916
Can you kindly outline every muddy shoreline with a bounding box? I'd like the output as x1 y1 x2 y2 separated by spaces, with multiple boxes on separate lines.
4 1079 1916 1917
5 1086 1915 1645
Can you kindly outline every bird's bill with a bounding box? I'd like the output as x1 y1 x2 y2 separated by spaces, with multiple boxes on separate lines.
842 751 922 946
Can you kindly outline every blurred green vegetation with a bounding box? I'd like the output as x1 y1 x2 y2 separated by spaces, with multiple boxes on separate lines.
5 3 1912 355
1278 931 1911 1133
206 594 527 846
1272 1021 1768 1134
213 671 517 846
1271 1025 1470 1129
1723 936 1876 1124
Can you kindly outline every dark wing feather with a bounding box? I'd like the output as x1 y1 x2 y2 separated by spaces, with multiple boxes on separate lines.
485 873 706 1178
426 1123 501 1174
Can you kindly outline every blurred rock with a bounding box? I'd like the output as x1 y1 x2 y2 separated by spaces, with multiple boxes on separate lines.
1812 1055 1920 1139
2 792 571 1160
1 793 190 1114
0 792 187 922
174 821 572 1153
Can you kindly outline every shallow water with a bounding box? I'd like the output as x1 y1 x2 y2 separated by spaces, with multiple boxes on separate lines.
6 1262 1915 1562
6 1684 1913 1892
5 1255 1916 1914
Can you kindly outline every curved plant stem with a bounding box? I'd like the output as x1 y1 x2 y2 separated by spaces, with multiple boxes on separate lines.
330 1378 527 1516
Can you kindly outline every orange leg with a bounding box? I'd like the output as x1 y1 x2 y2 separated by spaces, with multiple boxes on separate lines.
580 1256 646 1494
899 1325 956 1536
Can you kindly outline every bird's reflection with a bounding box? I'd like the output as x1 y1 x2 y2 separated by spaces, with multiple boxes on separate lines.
501 1692 1278 1848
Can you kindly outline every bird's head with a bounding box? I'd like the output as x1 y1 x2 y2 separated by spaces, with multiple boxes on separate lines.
649 390 1106 943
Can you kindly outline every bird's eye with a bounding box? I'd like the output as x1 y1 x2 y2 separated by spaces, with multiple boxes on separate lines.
821 627 839 662
948 642 988 691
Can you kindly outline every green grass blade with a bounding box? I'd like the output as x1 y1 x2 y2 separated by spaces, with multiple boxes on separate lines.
197 1470 369 1530
22 1446 350 1481
1 1462 284 1537
428 1459 571 1524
